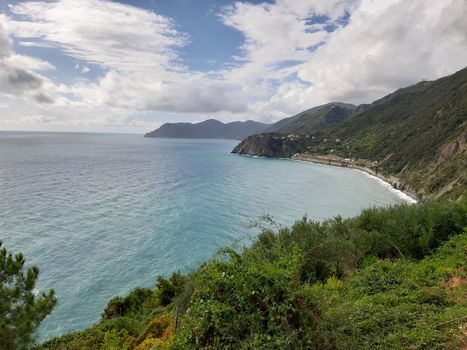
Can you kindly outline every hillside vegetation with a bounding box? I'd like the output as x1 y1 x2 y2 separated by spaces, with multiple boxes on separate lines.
233 67 467 200
266 102 355 134
144 119 269 140
39 200 467 349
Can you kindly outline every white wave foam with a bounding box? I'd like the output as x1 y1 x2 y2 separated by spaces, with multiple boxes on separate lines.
353 169 417 204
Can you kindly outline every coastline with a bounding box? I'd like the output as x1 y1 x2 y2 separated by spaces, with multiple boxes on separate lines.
232 152 418 203
291 154 418 203
352 168 417 204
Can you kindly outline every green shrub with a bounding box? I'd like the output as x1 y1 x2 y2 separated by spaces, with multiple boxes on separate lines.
155 272 187 306
103 288 153 319
38 200 467 349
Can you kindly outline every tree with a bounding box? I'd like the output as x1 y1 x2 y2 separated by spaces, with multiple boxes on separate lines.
0 241 56 349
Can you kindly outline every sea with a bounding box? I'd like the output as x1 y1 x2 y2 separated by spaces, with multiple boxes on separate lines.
0 131 412 340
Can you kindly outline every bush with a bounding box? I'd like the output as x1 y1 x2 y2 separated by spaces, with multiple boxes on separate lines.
103 288 153 319
171 200 466 349
38 200 467 349
155 272 187 307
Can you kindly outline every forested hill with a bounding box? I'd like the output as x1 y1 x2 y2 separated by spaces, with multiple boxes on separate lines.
266 102 356 134
233 67 467 200
144 119 269 140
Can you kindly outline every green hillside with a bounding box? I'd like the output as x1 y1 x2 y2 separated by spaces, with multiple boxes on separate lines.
144 119 269 140
328 67 467 198
266 102 356 134
37 200 467 349
233 67 467 200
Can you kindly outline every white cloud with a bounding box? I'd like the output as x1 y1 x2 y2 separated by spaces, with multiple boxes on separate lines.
21 114 53 124
244 0 467 115
0 0 466 132
8 0 187 73
5 54 55 71
74 63 91 74
4 0 247 120
217 0 356 117
0 18 54 101
70 69 246 113
219 0 350 87
296 0 467 104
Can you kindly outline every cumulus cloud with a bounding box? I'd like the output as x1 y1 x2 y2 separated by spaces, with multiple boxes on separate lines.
8 0 187 73
5 54 55 71
0 20 46 97
3 0 249 117
229 0 467 117
1 0 467 132
0 22 11 57
294 0 467 105
219 0 355 87
69 69 246 113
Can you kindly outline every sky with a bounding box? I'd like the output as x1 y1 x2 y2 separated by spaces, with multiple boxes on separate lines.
0 0 466 133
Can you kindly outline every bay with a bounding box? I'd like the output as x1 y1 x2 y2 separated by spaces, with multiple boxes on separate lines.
0 132 407 340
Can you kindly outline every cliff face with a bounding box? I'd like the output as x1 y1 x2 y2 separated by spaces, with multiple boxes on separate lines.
232 102 358 157
232 133 305 157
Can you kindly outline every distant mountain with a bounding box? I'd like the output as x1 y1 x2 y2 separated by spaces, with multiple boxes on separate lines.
266 102 356 134
233 67 467 199
144 119 269 140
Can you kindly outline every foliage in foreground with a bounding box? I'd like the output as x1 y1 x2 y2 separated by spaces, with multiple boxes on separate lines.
39 200 467 349
0 242 56 350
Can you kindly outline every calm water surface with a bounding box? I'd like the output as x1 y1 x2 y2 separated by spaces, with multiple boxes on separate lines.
0 132 407 340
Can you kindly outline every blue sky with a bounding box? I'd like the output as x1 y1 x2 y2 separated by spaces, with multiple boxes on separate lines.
138 0 249 72
2 0 253 77
0 0 466 133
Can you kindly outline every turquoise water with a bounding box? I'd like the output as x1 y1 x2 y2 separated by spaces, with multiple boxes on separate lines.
0 132 407 340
